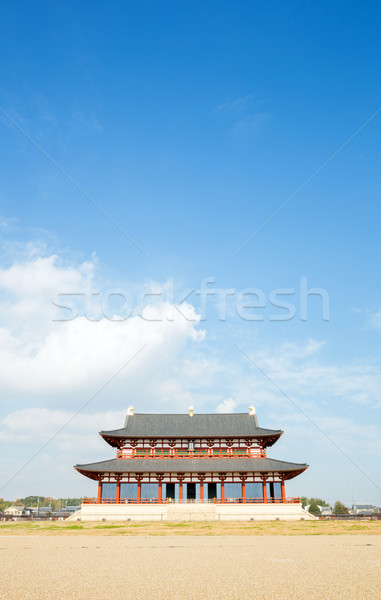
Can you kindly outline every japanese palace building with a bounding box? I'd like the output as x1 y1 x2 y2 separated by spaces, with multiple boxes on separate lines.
72 408 314 521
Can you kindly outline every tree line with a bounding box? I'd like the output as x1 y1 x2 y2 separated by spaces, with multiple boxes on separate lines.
0 496 81 512
301 497 349 515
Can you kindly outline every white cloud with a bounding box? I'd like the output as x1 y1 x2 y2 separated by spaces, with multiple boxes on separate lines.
0 253 95 338
216 397 238 413
0 304 204 397
241 339 381 409
0 252 205 408
0 408 124 446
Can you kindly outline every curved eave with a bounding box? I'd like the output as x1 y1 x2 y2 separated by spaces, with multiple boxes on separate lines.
75 457 308 481
259 432 283 448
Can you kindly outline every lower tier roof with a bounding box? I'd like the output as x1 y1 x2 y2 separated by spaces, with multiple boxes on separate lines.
75 457 308 481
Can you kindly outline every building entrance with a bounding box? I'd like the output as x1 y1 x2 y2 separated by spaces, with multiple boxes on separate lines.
166 483 175 500
208 483 217 501
269 482 274 502
187 483 196 500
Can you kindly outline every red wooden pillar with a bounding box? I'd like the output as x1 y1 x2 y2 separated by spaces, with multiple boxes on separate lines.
262 479 267 504
281 478 286 503
116 479 120 503
97 479 102 504
200 482 204 502
242 480 246 504
158 481 162 504
137 480 141 504
179 482 183 502
221 480 225 503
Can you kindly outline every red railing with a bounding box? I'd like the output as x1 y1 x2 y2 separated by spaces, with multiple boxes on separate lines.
82 497 168 505
82 496 301 505
116 448 267 459
214 497 301 504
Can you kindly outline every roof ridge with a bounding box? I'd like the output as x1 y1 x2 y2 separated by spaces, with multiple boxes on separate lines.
129 412 257 416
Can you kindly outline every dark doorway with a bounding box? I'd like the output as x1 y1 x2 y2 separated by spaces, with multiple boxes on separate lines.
208 483 217 501
166 483 175 500
187 483 196 500
269 482 274 502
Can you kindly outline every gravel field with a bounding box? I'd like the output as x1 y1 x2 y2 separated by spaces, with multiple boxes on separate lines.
0 534 380 599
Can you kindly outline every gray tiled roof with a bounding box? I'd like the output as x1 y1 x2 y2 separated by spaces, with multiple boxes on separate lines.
100 413 282 440
75 457 307 478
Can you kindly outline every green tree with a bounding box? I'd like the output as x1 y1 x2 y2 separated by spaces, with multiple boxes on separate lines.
64 498 81 506
308 500 321 515
0 500 13 512
20 496 45 507
4 496 82 512
313 497 329 507
334 501 349 515
301 496 329 509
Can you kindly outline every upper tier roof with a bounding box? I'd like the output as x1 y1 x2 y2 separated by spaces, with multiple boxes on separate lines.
100 413 282 446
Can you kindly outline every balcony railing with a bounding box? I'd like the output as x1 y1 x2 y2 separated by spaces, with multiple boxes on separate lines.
116 448 267 459
214 497 301 504
82 497 301 505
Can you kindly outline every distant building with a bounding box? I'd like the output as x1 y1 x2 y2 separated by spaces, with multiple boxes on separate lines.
352 504 377 516
305 504 332 516
52 506 81 519
38 506 53 514
320 506 332 516
64 505 81 513
21 506 53 518
4 506 25 516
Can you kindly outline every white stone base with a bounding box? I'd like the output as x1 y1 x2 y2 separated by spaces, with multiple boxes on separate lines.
68 503 316 522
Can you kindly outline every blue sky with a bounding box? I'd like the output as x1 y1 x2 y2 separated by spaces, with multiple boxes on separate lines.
0 1 380 506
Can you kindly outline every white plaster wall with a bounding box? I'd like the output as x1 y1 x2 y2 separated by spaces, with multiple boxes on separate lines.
68 503 316 522
216 504 316 521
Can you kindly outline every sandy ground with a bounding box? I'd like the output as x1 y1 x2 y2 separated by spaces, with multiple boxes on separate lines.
0 535 380 599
